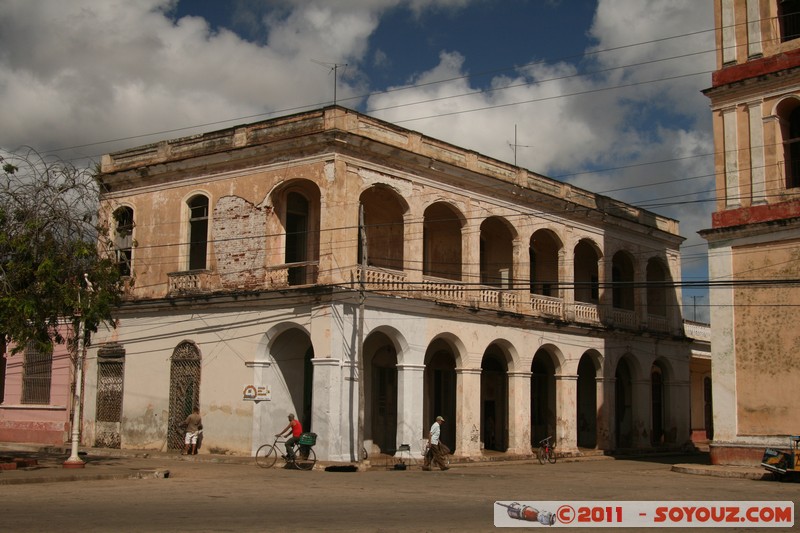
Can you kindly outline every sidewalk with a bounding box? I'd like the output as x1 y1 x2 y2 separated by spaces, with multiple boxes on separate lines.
0 442 774 485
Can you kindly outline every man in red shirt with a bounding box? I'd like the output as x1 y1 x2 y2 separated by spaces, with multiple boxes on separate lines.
276 413 303 459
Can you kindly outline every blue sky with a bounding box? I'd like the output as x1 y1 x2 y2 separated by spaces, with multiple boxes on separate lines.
0 0 714 321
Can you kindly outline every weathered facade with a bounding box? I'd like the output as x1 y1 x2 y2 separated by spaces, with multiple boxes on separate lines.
84 106 695 461
702 0 800 465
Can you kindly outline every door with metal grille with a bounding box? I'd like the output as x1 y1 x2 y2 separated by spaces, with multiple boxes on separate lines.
167 342 201 451
95 359 124 448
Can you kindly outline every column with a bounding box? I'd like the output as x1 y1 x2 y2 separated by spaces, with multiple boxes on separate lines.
455 367 481 457
403 213 423 285
396 364 425 450
507 371 532 454
722 107 740 208
555 374 578 453
596 377 615 451
462 221 480 287
311 357 343 462
747 101 766 203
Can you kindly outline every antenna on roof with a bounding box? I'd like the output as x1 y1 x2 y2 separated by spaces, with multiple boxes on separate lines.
311 59 348 107
508 124 532 166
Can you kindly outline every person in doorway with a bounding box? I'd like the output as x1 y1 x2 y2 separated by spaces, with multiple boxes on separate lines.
180 407 203 455
276 413 303 459
423 415 450 471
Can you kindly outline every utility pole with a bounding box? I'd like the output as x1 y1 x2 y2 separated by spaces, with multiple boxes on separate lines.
356 205 367 467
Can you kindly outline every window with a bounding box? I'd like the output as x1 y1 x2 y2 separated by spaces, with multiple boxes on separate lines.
285 192 309 285
21 342 52 404
113 206 134 277
780 0 800 42
188 195 209 270
785 107 800 188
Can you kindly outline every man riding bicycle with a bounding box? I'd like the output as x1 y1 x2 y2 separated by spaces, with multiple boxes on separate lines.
276 413 303 459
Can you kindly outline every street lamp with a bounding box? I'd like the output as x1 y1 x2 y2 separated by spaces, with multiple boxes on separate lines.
63 274 92 468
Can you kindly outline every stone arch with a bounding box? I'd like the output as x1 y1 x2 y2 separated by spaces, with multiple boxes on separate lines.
774 96 800 188
611 249 636 311
423 335 461 452
530 228 563 297
268 326 315 431
480 216 516 288
646 256 670 318
269 179 321 285
650 357 675 446
364 330 399 455
359 185 408 271
423 201 466 281
530 345 560 445
480 342 511 452
614 354 639 448
574 238 602 304
577 350 602 449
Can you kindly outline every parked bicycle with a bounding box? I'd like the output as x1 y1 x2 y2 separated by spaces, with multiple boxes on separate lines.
536 436 556 464
256 432 317 470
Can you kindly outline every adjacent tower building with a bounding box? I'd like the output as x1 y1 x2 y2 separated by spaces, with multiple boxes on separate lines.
702 0 800 464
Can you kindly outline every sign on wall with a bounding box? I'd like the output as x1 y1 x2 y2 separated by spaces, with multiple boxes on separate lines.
242 385 271 401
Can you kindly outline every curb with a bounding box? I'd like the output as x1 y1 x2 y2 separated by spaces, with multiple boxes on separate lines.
671 464 772 480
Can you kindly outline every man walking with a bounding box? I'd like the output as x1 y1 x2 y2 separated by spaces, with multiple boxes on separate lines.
423 415 450 471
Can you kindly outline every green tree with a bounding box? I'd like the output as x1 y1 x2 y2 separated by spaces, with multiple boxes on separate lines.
0 147 123 354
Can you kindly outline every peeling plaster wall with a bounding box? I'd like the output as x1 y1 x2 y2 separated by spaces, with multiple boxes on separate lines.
733 238 800 435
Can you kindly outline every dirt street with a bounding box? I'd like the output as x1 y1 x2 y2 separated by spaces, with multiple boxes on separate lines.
1 456 797 532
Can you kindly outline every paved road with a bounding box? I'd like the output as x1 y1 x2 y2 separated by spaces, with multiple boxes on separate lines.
1 456 797 532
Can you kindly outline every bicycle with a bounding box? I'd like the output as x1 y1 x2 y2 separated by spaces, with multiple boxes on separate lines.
536 436 556 464
256 432 317 470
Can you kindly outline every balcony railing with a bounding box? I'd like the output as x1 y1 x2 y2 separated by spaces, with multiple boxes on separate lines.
421 276 466 303
266 261 319 288
574 302 600 324
167 270 213 295
611 308 637 329
646 314 668 333
531 293 563 318
167 264 684 336
353 266 407 294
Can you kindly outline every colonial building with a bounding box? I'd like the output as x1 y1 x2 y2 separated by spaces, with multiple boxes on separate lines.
84 106 694 462
702 0 800 465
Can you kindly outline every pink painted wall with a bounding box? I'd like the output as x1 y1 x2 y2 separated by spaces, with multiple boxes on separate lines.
0 337 74 446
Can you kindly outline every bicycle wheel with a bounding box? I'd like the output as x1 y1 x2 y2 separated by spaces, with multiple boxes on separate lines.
255 444 278 468
537 446 545 465
547 447 557 464
294 447 316 470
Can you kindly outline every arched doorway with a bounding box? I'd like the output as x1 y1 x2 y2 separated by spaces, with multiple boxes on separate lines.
364 332 398 455
271 328 314 431
650 360 672 445
424 339 457 452
576 354 598 449
531 349 556 446
167 341 201 451
615 357 634 448
481 346 508 452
